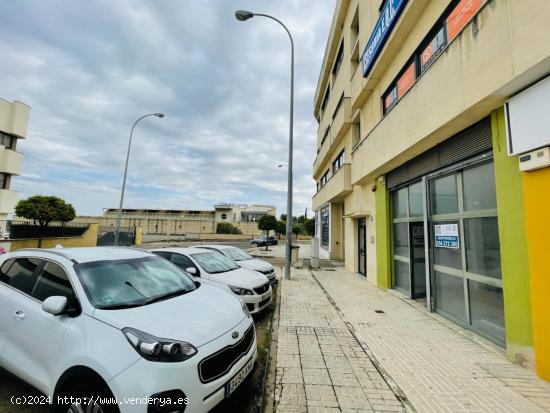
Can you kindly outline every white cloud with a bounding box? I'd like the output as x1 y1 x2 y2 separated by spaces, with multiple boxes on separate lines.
0 0 335 217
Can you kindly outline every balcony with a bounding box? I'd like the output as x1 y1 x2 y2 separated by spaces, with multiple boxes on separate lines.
0 149 22 175
312 163 352 210
0 189 17 215
313 98 352 178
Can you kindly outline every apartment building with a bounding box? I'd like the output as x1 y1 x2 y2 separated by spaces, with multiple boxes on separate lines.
313 0 550 380
0 99 30 219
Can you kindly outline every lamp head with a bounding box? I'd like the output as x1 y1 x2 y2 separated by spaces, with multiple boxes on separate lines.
235 10 254 21
154 113 165 118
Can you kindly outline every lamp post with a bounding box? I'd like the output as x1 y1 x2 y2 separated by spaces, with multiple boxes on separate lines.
235 10 294 280
114 113 164 246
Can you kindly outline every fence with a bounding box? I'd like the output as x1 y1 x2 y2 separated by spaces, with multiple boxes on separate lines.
0 220 90 240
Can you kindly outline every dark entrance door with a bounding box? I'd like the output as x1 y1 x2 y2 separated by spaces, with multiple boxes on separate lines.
410 222 426 298
358 218 367 276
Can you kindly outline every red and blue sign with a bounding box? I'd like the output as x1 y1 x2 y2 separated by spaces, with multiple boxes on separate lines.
362 0 408 78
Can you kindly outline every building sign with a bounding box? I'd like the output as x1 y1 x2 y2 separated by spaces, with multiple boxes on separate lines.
384 85 398 112
362 0 409 78
420 26 447 74
435 224 460 249
447 0 486 42
397 63 415 99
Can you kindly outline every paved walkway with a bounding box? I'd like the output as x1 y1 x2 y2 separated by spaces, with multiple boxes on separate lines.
273 267 550 413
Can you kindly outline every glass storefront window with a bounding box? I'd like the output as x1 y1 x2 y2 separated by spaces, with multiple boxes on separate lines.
463 162 497 211
432 221 461 269
392 188 408 219
320 207 329 248
435 271 465 321
465 217 501 278
394 260 410 294
408 181 423 217
430 174 458 215
393 223 409 257
468 280 505 343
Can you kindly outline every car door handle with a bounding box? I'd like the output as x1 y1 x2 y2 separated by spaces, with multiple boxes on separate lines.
13 310 26 320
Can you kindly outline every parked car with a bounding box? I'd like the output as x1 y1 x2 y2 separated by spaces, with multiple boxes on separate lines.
250 235 278 247
0 247 257 413
194 245 277 284
150 247 272 314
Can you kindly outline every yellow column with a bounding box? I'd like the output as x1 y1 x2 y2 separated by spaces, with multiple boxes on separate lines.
523 167 550 380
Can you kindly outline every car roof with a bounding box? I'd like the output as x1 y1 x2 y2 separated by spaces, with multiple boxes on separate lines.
10 247 153 263
149 246 211 255
194 244 235 250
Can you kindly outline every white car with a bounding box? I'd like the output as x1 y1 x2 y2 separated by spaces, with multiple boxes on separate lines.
0 247 257 413
150 247 272 315
194 245 277 284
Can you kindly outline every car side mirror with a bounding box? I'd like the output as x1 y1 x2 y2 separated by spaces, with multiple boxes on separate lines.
186 267 197 276
42 296 68 316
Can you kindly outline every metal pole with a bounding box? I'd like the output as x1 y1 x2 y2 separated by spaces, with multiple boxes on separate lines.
252 14 294 279
114 113 163 246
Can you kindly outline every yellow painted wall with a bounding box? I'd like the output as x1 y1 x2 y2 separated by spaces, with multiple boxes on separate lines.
9 224 99 251
523 167 550 380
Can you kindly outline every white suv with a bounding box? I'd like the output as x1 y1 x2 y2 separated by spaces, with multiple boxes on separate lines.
0 247 257 413
150 247 272 315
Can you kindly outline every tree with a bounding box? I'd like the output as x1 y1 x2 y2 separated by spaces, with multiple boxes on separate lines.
302 218 315 236
276 220 287 238
258 215 278 251
15 195 76 247
292 223 302 238
216 222 242 235
279 214 287 222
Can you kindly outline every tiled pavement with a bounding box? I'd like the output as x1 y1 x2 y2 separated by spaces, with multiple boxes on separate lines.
273 267 550 413
274 268 407 413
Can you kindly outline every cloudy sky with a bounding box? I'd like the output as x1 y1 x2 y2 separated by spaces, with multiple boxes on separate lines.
0 0 334 217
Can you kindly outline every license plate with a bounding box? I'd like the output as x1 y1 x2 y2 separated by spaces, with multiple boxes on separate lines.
225 357 254 398
261 292 271 301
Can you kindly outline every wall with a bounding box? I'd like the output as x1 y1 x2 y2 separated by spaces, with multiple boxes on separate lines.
523 162 550 380
491 108 534 365
374 178 392 289
8 224 98 251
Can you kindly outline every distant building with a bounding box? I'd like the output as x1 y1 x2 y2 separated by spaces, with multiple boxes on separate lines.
0 99 30 219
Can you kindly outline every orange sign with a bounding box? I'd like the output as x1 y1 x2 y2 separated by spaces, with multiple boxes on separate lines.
446 0 486 42
397 63 415 99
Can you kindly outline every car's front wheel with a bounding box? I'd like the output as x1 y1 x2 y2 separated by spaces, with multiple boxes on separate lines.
57 380 120 413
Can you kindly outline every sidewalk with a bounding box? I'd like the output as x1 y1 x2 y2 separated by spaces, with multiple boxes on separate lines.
273 266 550 413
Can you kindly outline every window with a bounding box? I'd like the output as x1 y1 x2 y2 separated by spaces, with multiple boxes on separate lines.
420 25 447 74
332 94 345 120
321 127 330 146
350 7 360 73
0 258 41 295
321 87 331 113
383 85 398 114
320 207 329 248
32 261 74 301
0 173 10 190
332 40 344 78
332 150 345 174
0 133 15 150
320 170 330 187
76 256 196 308
191 252 239 274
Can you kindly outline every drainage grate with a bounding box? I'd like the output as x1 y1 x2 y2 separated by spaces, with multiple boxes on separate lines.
323 268 336 272
374 310 385 314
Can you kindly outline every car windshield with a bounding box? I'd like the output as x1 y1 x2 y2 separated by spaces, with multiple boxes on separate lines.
76 256 196 309
191 251 239 273
224 247 253 261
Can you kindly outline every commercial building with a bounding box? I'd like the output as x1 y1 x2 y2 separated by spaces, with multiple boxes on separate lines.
0 99 29 220
313 0 550 380
75 203 276 237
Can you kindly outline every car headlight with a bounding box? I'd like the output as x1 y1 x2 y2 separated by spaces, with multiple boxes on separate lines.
229 285 253 295
242 301 251 318
122 327 197 362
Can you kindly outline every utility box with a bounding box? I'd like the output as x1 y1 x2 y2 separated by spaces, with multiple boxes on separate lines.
311 237 320 269
291 245 300 264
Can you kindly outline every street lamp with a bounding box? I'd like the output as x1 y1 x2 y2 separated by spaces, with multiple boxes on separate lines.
114 112 164 246
235 10 294 280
